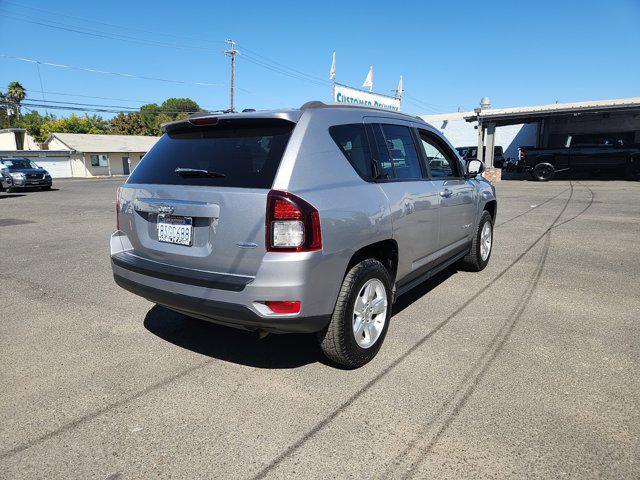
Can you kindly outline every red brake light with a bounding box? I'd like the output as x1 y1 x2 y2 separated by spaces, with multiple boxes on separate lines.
273 198 302 220
265 301 301 314
189 116 219 126
116 186 121 230
266 190 322 252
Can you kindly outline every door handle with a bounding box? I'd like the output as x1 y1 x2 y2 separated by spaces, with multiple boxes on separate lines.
439 189 452 198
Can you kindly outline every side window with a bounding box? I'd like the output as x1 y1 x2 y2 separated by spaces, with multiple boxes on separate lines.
418 131 460 178
370 124 394 179
329 124 374 180
378 124 423 180
91 154 108 167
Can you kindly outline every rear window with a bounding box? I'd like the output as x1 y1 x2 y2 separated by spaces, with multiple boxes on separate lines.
127 119 294 188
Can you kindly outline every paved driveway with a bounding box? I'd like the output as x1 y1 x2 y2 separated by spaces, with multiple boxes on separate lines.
1 178 639 479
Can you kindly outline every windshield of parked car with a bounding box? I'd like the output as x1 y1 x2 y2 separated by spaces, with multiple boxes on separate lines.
1 159 40 170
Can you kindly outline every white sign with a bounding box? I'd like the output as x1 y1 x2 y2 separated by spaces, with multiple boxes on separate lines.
333 83 401 112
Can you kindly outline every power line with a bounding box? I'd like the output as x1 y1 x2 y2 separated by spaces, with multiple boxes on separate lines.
236 43 332 87
1 10 218 53
0 84 237 113
3 0 223 47
1 86 152 104
0 54 224 87
0 97 227 115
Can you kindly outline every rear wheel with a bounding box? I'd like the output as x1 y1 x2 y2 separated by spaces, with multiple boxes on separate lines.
531 162 555 181
625 159 640 181
317 259 392 368
460 211 493 272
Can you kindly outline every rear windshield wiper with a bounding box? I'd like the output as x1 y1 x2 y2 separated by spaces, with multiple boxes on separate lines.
174 167 226 178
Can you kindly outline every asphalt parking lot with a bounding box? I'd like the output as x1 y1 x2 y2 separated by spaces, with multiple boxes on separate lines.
1 177 639 479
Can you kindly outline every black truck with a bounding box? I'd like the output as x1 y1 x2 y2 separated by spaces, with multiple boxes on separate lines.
512 133 640 181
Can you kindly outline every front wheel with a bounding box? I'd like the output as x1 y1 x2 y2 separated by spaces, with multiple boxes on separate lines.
460 211 493 272
317 259 392 368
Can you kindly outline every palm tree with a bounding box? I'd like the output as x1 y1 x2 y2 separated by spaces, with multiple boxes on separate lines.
6 81 26 121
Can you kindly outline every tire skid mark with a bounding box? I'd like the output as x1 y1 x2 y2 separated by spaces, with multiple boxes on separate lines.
249 183 579 480
496 187 570 228
397 233 553 478
397 182 595 478
0 359 214 460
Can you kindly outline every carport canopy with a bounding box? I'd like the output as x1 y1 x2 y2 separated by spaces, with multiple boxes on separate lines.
464 97 640 167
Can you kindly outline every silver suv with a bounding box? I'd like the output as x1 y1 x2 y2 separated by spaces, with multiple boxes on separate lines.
111 102 497 367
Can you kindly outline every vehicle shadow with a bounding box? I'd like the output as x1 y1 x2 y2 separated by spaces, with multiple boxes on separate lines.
392 267 457 316
502 169 632 182
0 194 27 199
143 267 458 369
143 304 323 369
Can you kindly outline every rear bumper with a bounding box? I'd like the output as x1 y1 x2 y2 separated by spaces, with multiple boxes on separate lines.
113 272 330 333
110 231 341 334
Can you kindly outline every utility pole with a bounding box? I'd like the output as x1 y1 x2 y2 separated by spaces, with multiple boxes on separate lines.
224 39 238 112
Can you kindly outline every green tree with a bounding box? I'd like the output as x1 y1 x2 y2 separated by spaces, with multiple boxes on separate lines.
40 114 109 139
0 92 8 129
15 111 56 143
160 98 200 116
139 103 161 135
109 112 146 135
6 81 26 122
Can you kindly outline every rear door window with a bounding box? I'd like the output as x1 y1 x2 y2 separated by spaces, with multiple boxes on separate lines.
127 119 294 188
329 123 374 180
379 124 423 180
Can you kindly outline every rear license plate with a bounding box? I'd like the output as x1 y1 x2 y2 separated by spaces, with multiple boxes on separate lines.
157 215 193 246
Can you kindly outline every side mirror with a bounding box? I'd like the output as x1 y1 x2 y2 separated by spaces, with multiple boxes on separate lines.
466 159 484 177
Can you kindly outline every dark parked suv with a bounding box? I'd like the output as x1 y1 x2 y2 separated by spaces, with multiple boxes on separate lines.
111 102 497 367
456 146 505 168
0 158 52 191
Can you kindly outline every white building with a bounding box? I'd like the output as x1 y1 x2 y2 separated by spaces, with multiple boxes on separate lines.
421 97 640 166
44 133 160 177
0 128 40 150
419 111 537 160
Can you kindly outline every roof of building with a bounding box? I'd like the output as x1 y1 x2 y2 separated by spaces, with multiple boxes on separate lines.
463 97 640 123
419 111 475 122
46 133 160 153
0 128 27 134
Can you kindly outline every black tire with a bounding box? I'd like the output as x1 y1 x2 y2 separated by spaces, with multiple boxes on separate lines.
625 159 640 181
42 186 52 191
317 259 392 368
531 162 555 181
460 211 493 272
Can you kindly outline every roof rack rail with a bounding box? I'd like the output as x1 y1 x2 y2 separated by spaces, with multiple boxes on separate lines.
299 100 425 123
300 101 326 110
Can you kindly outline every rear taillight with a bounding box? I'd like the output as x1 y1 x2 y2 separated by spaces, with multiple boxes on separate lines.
115 186 121 230
266 190 322 252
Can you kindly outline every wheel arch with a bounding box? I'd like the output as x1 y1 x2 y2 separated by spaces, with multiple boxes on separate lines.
483 199 497 222
345 239 399 283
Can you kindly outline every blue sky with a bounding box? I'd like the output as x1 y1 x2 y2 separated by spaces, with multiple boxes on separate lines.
1 0 639 117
